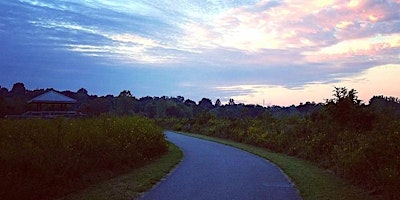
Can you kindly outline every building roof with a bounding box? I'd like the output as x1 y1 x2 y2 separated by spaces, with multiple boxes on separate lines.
28 90 77 104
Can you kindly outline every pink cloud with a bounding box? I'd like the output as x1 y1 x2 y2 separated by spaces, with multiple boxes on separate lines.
178 0 399 73
303 33 400 64
181 0 398 51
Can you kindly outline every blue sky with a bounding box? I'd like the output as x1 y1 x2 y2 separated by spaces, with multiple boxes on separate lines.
1 0 399 106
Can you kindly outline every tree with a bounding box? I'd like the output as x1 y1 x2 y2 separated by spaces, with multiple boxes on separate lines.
144 103 157 118
0 87 9 97
11 82 26 96
119 90 133 97
228 98 235 106
166 105 184 118
77 88 88 95
184 99 196 106
75 88 89 102
176 96 185 103
328 87 361 105
7 83 28 114
199 98 213 109
116 90 135 115
215 99 221 107
326 87 373 131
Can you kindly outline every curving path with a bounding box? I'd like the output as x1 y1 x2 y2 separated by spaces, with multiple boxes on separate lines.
141 131 302 200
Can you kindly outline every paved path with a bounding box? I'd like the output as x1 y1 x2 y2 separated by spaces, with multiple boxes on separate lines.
141 131 302 200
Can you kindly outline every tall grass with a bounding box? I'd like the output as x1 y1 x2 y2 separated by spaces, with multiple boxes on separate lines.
0 116 167 200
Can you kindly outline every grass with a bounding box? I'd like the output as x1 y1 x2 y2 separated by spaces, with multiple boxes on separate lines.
179 132 372 200
0 116 168 199
59 142 183 200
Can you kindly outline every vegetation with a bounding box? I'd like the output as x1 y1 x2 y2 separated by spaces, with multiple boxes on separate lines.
1 82 399 199
60 142 182 200
179 132 371 200
0 116 167 200
161 88 400 199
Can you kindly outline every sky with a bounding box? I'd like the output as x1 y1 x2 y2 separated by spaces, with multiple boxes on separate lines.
0 0 399 106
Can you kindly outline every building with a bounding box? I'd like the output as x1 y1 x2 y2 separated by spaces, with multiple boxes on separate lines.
23 90 80 118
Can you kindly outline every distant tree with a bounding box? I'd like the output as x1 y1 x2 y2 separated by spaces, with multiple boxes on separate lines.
6 83 28 114
328 87 361 105
0 96 7 117
326 87 373 131
144 103 157 118
297 101 320 115
116 90 135 115
245 104 266 118
78 98 113 115
77 88 88 95
215 99 221 107
0 87 8 97
119 90 133 97
75 88 89 103
166 105 184 118
11 82 26 96
369 95 400 123
228 98 235 106
156 98 168 118
199 98 213 109
176 96 185 103
60 90 76 99
184 99 197 106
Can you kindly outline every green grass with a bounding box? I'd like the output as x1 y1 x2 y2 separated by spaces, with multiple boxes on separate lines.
59 142 183 200
179 132 372 200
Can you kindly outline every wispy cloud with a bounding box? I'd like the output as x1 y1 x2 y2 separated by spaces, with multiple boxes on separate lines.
179 0 399 55
28 16 181 63
16 0 400 67
1 0 399 104
304 33 400 63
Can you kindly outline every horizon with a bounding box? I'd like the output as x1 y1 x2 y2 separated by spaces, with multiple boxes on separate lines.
1 0 399 106
2 81 398 107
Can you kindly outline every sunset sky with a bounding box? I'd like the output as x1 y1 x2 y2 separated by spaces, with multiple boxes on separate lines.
1 0 399 106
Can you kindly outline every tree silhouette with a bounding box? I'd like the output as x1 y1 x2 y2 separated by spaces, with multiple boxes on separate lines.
199 98 213 109
11 82 26 96
215 99 221 107
184 99 196 106
326 87 373 131
116 90 135 115
228 98 235 106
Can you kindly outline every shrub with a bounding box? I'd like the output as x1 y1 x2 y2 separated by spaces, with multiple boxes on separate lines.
0 116 167 200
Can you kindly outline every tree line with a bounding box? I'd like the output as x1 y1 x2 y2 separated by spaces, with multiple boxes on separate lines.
160 87 400 199
1 82 400 198
1 82 318 118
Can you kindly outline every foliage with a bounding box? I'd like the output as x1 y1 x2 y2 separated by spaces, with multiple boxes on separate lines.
2 83 399 198
180 132 372 200
60 142 182 200
0 116 167 200
160 87 400 199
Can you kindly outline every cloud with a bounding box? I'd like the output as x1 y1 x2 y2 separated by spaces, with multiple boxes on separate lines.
304 33 400 63
1 0 399 105
13 0 400 68
216 64 400 106
174 0 400 95
180 0 399 55
27 15 181 63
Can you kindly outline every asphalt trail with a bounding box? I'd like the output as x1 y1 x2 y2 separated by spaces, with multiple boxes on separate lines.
141 131 302 200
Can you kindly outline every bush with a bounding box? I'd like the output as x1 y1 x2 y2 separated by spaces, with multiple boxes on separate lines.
0 116 167 200
175 107 400 198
